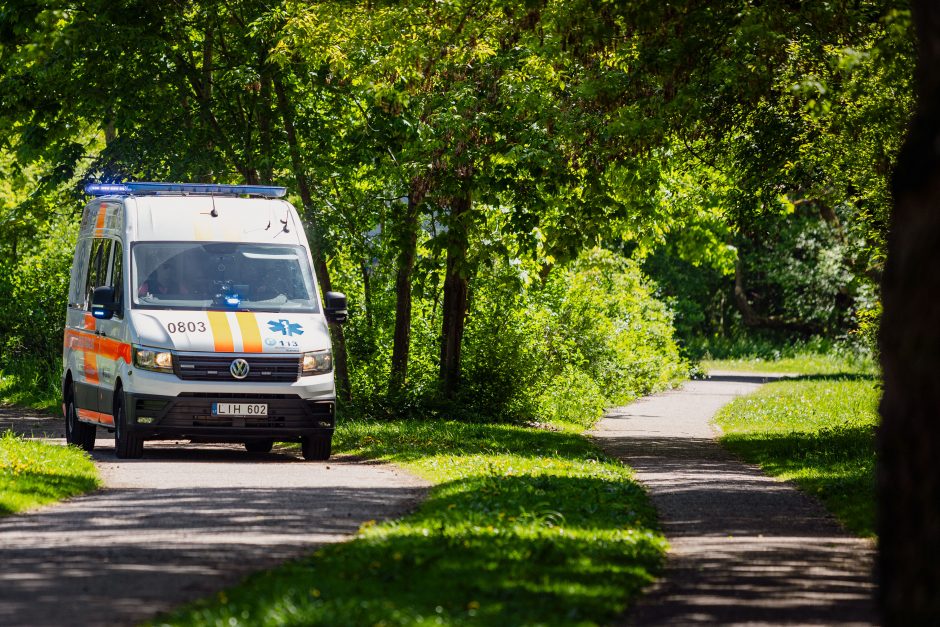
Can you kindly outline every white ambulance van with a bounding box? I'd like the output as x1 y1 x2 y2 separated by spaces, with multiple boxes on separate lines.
62 182 347 460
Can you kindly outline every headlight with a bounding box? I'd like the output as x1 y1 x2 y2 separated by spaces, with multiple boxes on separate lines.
133 347 174 373
302 350 333 375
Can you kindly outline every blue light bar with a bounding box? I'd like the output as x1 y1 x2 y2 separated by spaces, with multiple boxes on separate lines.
84 182 287 198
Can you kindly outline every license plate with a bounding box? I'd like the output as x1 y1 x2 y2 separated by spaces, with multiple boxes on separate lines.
212 403 268 417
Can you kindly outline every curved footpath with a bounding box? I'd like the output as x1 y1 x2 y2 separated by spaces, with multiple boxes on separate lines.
591 372 876 626
0 408 428 627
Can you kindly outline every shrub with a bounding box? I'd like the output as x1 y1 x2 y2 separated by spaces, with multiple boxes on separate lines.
0 216 76 403
457 248 687 427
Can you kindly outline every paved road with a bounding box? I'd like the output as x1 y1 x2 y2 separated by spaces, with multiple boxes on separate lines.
591 373 877 626
0 409 428 627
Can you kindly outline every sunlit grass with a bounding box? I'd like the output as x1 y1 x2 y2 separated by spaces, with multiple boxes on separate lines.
0 430 100 516
714 376 879 536
154 420 667 626
692 334 877 375
702 353 876 375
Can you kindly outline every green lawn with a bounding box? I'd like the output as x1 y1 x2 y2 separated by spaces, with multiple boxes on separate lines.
714 375 879 537
154 420 667 626
702 352 876 375
0 430 100 516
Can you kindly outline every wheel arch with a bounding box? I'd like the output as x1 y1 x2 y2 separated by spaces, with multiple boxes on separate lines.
62 370 74 405
113 377 125 406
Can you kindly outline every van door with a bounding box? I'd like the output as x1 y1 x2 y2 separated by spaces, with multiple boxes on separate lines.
95 239 130 418
70 238 112 418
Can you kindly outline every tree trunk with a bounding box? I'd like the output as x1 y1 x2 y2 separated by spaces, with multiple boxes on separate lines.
390 180 426 393
439 190 472 398
878 3 940 624
273 75 351 402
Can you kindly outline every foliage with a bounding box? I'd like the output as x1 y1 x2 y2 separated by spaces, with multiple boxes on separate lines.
0 2 915 411
344 246 686 426
0 430 100 516
714 376 880 536
0 214 76 406
153 419 667 626
853 302 882 359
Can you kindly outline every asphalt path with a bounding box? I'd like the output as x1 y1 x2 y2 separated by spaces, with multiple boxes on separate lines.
0 408 429 627
591 373 877 626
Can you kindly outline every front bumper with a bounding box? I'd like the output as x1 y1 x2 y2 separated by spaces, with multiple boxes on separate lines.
124 391 335 442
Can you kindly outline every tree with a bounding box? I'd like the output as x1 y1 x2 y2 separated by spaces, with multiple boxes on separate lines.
878 2 940 623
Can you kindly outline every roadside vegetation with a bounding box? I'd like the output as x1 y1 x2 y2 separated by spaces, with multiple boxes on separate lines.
692 336 877 376
0 430 99 516
0 1 915 620
714 372 879 537
155 420 667 626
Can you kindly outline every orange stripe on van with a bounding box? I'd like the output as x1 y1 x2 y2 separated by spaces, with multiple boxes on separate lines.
207 312 234 352
235 312 263 353
94 205 108 237
64 329 95 351
98 337 132 363
77 409 113 426
83 349 99 384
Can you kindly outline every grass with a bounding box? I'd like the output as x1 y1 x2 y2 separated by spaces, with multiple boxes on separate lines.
0 356 62 413
691 334 877 375
701 353 876 375
713 375 880 537
154 420 667 626
0 430 100 516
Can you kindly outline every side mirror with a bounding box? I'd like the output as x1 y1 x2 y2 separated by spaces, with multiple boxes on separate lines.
91 286 119 320
324 291 348 324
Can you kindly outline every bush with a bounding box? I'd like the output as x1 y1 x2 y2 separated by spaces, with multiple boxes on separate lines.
457 248 687 427
0 216 76 405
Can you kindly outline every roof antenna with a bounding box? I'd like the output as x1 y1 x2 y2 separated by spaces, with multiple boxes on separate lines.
210 196 219 217
280 210 290 233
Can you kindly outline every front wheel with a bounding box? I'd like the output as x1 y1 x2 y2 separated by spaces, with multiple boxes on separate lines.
301 435 332 461
114 392 143 459
64 389 96 452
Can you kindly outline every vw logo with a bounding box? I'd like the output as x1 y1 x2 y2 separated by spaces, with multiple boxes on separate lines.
230 358 250 380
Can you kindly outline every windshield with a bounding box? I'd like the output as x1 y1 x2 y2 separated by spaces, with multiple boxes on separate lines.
132 242 319 312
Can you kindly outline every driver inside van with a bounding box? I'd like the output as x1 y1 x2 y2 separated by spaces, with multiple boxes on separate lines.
138 263 176 296
139 262 207 297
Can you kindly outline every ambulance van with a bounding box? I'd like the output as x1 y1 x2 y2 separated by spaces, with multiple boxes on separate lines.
62 182 347 460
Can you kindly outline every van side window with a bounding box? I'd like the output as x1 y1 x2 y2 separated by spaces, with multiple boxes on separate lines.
84 239 113 310
69 239 92 308
110 241 124 316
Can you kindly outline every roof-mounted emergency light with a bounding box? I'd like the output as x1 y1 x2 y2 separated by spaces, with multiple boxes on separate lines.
84 182 287 198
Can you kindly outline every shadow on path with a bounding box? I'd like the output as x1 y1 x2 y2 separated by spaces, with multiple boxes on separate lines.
0 407 429 627
0 484 426 627
592 377 876 626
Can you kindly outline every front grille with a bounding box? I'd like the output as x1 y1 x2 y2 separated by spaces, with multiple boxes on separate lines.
157 397 334 430
174 355 301 382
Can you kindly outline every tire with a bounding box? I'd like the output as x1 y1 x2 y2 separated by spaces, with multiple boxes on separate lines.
64 387 96 452
301 435 332 461
244 439 274 454
113 391 143 459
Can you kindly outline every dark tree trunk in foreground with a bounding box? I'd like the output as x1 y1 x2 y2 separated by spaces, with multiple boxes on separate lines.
390 180 426 393
439 190 472 398
878 3 940 624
